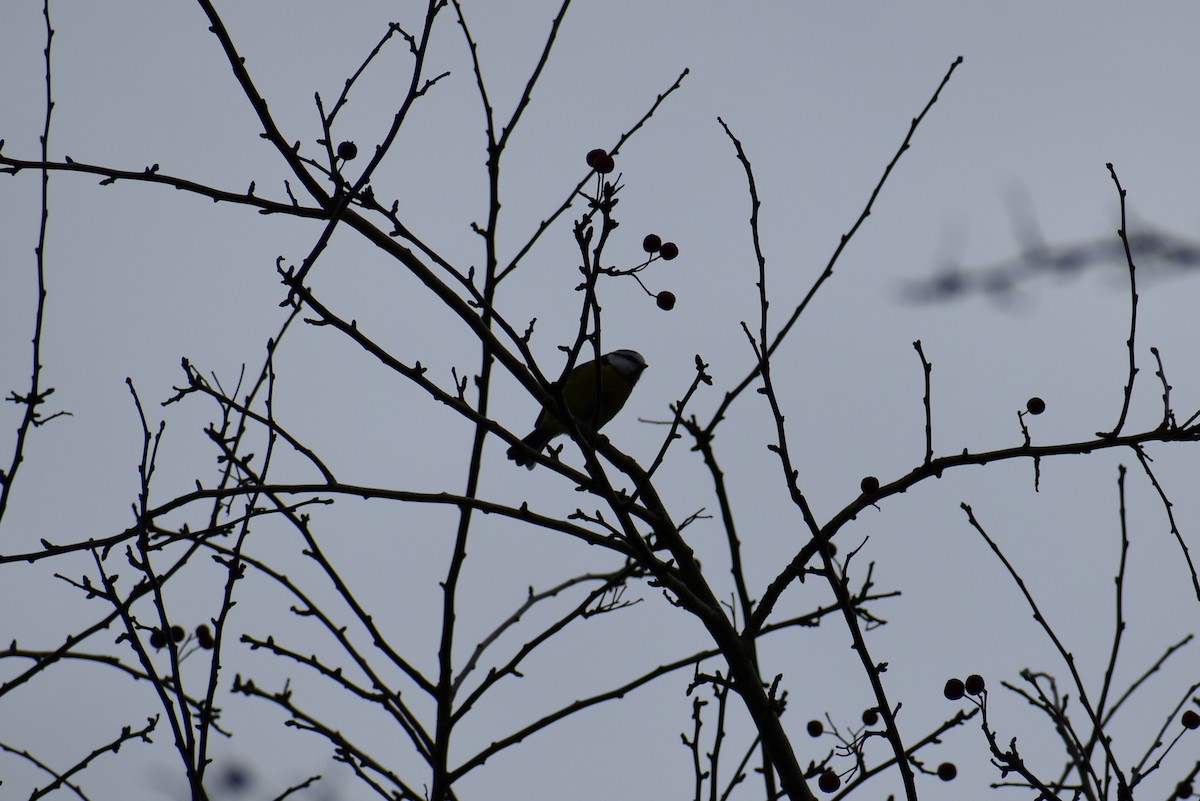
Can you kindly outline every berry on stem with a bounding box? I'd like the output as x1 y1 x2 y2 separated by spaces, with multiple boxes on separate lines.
586 148 615 174
818 770 840 793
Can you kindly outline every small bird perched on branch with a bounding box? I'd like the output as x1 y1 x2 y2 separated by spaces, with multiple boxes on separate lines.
507 349 648 469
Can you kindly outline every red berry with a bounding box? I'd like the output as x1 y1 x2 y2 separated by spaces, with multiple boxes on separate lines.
965 674 986 695
659 242 680 260
586 148 614 173
336 141 358 160
1176 781 1193 798
818 770 840 793
860 476 880 494
149 629 167 649
656 291 676 311
861 708 879 725
642 234 663 253
937 762 957 781
943 678 965 700
170 625 185 643
806 720 824 737
1183 710 1200 730
585 148 607 168
1026 397 1046 415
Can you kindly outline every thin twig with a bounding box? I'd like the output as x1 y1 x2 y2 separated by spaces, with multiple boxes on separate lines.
0 0 64 522
1099 163 1139 439
705 56 964 436
962 503 1127 797
913 340 933 464
1132 445 1200 600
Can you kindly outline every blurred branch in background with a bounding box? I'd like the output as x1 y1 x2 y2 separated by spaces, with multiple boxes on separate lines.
902 226 1200 304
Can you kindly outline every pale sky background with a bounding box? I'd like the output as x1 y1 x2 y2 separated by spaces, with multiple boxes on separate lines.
2 2 1199 800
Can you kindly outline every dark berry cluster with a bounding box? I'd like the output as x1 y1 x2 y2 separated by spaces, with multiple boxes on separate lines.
582 149 681 312
943 673 986 700
149 623 216 650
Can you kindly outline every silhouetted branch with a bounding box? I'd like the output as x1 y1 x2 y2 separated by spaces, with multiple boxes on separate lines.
706 56 964 435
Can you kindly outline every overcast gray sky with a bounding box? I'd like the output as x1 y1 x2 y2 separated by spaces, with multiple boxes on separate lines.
2 2 1199 800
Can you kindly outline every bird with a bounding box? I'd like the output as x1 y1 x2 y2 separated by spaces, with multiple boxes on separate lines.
507 349 648 469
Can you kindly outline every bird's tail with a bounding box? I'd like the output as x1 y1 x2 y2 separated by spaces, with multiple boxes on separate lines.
507 429 552 470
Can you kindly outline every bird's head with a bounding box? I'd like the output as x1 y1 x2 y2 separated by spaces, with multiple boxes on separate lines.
605 350 648 383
